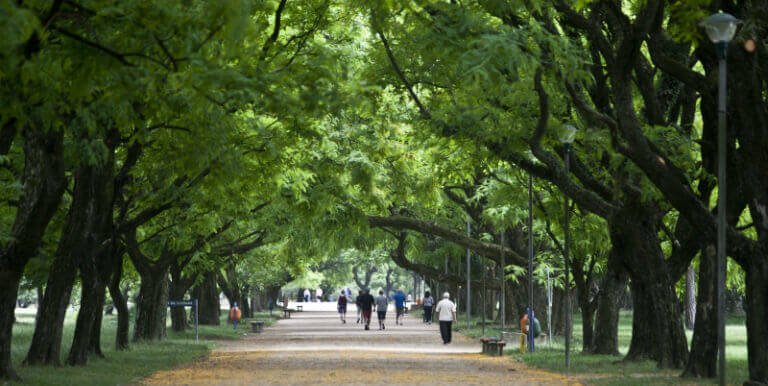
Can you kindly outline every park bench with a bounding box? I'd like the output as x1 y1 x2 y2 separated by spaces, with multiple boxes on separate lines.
250 320 265 333
487 340 506 356
480 337 506 356
283 308 295 319
296 305 303 312
480 337 498 354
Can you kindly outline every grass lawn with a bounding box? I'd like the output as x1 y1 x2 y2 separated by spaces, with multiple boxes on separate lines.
9 307 279 385
454 311 749 385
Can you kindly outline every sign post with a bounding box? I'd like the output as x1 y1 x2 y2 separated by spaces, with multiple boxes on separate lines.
168 299 198 343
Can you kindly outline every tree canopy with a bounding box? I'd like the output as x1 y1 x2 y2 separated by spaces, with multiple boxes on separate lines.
1 0 767 384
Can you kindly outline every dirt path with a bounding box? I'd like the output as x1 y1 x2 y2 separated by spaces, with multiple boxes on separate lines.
141 303 579 385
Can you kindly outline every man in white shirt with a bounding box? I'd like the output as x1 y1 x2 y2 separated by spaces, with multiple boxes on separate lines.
434 292 457 344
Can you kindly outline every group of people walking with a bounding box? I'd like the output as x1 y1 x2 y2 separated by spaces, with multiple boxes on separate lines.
336 288 407 330
335 288 457 344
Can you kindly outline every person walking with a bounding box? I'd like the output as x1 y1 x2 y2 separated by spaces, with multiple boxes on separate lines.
229 302 242 330
303 288 310 303
434 292 457 344
422 291 434 325
358 289 375 330
393 288 406 325
355 290 363 323
337 290 348 323
315 287 323 302
374 290 389 330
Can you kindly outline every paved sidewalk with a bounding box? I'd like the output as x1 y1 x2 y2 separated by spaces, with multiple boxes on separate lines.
141 303 578 385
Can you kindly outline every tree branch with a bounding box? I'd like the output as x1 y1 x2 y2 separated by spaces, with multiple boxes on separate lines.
368 215 524 266
377 30 431 119
260 0 288 61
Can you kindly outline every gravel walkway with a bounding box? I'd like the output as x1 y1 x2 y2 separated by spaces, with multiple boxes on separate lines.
141 303 579 385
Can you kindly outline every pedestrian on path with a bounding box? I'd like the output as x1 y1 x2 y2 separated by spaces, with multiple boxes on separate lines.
393 288 406 325
355 290 363 323
303 288 310 303
337 290 348 323
422 291 434 324
229 302 242 330
375 290 388 330
435 292 457 344
358 289 375 330
316 287 323 302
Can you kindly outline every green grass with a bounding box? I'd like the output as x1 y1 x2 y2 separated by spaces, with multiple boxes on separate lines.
454 310 750 385
8 308 279 385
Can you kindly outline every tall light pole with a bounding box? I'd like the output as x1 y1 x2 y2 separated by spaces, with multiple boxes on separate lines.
527 173 535 352
500 231 505 333
467 221 471 331
700 12 740 386
561 124 577 369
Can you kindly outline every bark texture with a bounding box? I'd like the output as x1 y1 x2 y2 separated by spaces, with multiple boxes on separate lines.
682 245 717 378
0 128 65 380
133 271 169 341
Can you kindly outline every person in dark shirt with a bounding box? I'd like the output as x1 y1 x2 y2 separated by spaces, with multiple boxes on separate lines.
355 290 363 323
358 289 375 330
337 291 348 323
393 289 406 325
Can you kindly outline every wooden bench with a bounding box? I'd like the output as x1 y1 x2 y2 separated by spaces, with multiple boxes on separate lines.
487 340 506 356
250 320 265 333
295 305 303 312
283 308 295 319
480 337 498 354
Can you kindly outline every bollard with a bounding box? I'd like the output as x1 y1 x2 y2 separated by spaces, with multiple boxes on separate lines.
519 333 526 353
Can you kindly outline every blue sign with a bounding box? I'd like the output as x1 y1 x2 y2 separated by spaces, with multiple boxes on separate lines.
168 300 195 307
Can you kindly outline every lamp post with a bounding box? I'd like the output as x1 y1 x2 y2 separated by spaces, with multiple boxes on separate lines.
561 124 577 369
527 173 535 352
500 231 505 334
700 12 740 386
467 221 471 331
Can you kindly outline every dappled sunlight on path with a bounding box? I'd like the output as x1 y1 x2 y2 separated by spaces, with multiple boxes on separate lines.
141 303 579 385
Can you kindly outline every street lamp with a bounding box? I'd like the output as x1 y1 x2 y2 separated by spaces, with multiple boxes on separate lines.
561 123 577 369
527 173 535 352
467 221 471 331
700 12 740 386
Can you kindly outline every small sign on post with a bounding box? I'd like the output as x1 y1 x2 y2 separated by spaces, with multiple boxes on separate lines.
168 299 199 343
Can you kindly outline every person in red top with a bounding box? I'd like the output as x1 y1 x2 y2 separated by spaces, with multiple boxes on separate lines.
337 290 348 323
357 289 375 330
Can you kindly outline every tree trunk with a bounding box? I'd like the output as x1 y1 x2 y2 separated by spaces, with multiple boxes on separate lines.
88 301 105 357
625 276 688 367
743 258 768 384
550 287 566 336
579 298 597 353
168 269 190 332
592 251 627 355
133 271 169 341
572 254 598 352
0 271 24 380
684 265 696 330
352 266 376 291
66 276 105 365
168 259 197 332
107 263 129 350
197 271 220 325
611 203 688 368
264 285 281 313
23 252 76 366
65 153 115 365
0 128 66 380
241 285 252 318
682 245 717 378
